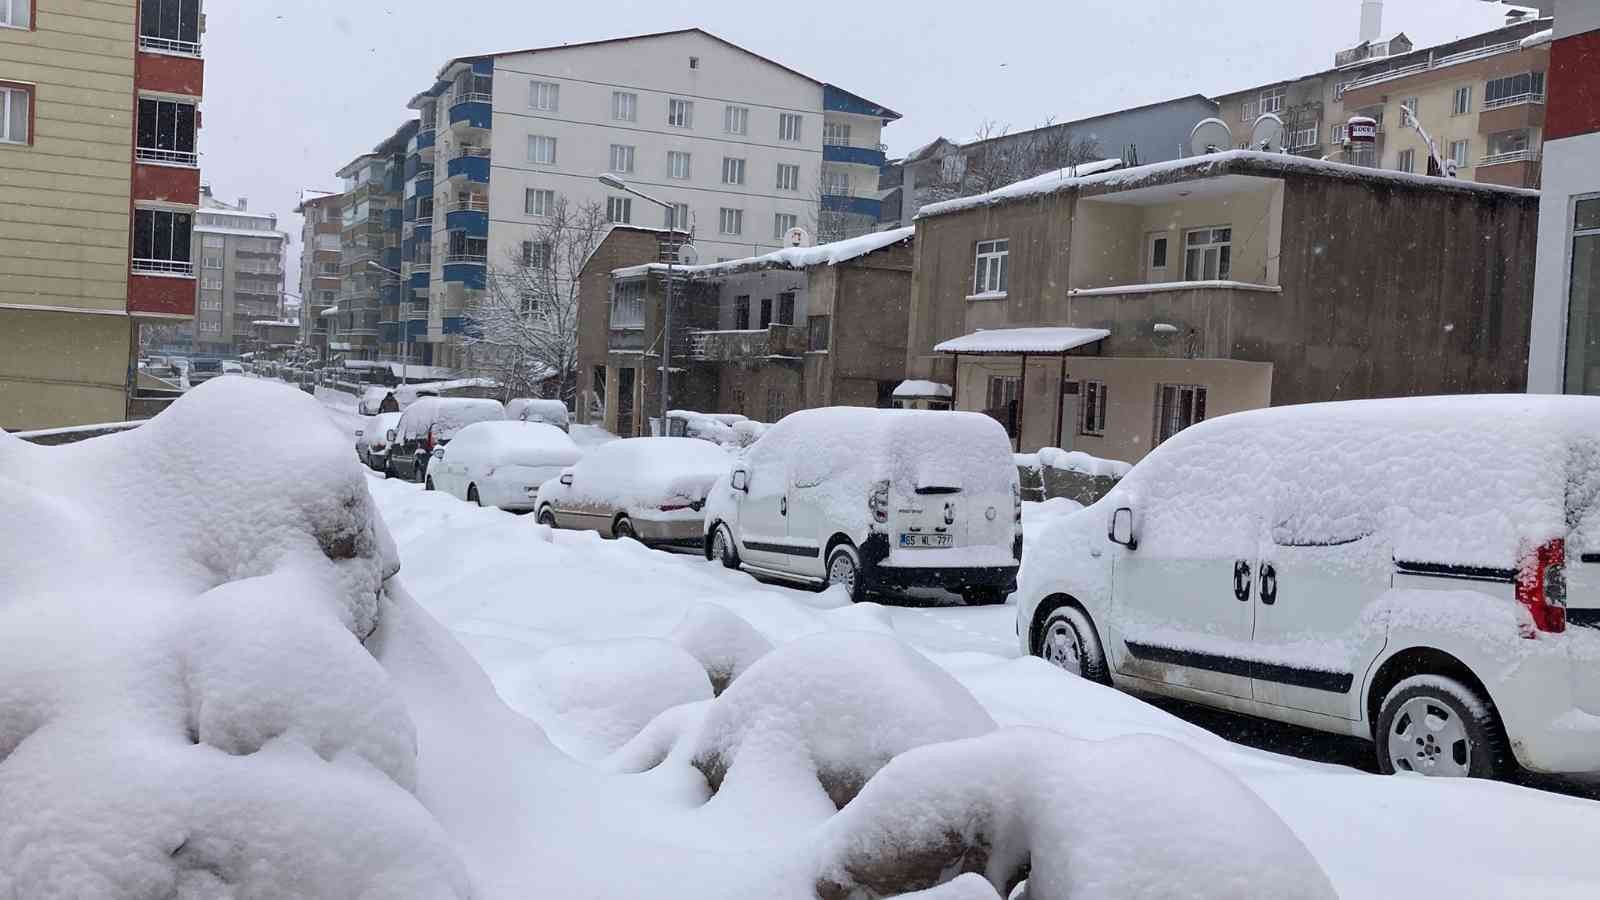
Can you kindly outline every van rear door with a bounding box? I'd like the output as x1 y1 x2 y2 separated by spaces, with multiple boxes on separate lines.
893 465 967 556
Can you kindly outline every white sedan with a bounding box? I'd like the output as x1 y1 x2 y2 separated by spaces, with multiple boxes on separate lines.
427 420 583 511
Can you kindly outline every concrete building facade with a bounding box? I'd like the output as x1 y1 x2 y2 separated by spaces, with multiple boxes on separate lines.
335 121 414 362
295 189 344 356
192 188 286 355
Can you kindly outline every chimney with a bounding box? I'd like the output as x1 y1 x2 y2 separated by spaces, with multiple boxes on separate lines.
237 197 248 211
1359 0 1383 43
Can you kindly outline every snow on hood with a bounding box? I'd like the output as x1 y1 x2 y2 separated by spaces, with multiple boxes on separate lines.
398 397 506 442
465 420 582 468
567 437 731 507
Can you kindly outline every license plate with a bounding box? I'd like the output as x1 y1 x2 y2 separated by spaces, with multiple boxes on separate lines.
900 532 952 548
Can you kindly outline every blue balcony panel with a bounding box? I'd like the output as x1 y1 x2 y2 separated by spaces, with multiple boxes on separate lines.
384 209 403 230
415 223 432 242
379 322 403 343
445 209 489 237
404 196 418 221
446 155 490 184
379 283 402 306
448 100 492 130
471 60 493 75
415 130 435 152
407 319 428 340
442 264 486 290
823 84 901 121
412 177 433 201
404 154 421 179
382 248 402 271
821 194 883 219
410 270 430 291
823 144 887 167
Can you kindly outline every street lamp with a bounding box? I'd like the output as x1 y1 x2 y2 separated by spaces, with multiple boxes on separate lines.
597 172 684 435
366 261 411 385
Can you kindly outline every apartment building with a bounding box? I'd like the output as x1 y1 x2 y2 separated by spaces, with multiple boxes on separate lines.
295 189 344 357
401 28 898 370
904 151 1538 461
1212 15 1550 189
0 0 203 430
335 121 415 362
191 189 286 355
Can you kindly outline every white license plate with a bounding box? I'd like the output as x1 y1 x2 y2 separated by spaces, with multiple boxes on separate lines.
900 532 952 548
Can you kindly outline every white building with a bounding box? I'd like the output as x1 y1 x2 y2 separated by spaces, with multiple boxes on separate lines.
402 28 898 369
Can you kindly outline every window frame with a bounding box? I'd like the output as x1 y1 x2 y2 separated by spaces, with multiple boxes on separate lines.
776 163 800 192
1396 148 1415 173
610 279 645 329
611 91 637 122
778 113 803 143
1154 383 1207 446
668 98 694 129
1079 380 1108 436
718 207 743 236
131 206 195 276
774 212 797 240
528 80 559 113
721 156 746 185
1182 226 1233 281
734 295 750 330
823 121 851 146
972 238 1009 296
609 143 635 174
1259 87 1285 115
1448 139 1470 168
524 187 556 217
138 0 201 55
668 151 691 180
0 0 34 30
527 134 557 165
807 314 831 352
135 94 198 166
665 202 690 230
1452 85 1473 116
606 196 632 224
723 104 749 135
0 81 33 146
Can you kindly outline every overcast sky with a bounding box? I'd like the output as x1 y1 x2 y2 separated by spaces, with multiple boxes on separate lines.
201 0 1514 285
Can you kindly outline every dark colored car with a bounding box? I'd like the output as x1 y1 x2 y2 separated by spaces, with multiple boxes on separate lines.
189 359 224 384
386 397 505 483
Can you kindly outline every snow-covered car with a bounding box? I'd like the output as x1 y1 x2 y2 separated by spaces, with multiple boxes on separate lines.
1016 395 1600 780
356 412 403 471
359 386 398 416
535 437 729 548
704 408 1021 604
428 421 583 510
221 360 244 376
388 397 505 483
188 359 224 384
507 398 570 432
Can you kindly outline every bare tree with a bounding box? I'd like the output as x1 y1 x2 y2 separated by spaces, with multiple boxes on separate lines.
464 196 606 403
916 118 1106 210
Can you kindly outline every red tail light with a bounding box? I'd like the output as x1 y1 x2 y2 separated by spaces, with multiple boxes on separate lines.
1516 538 1567 637
425 427 435 452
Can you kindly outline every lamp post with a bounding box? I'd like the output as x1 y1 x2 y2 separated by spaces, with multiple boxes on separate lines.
366 261 410 385
598 172 681 435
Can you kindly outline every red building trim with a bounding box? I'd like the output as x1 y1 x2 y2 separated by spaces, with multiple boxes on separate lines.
132 161 200 204
1546 31 1600 141
128 273 199 317
135 52 203 96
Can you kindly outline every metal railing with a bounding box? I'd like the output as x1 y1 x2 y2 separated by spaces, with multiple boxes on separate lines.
453 146 492 160
1478 148 1539 166
1338 39 1524 96
1483 92 1545 111
135 147 198 167
138 34 202 56
448 196 490 213
132 258 194 276
444 253 487 265
454 92 493 106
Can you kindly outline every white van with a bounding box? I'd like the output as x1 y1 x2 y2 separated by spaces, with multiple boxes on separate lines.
704 407 1021 603
1015 396 1600 779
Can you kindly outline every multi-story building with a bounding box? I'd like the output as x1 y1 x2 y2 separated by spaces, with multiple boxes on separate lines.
295 189 344 357
335 121 414 362
0 0 203 430
192 188 286 356
402 28 897 370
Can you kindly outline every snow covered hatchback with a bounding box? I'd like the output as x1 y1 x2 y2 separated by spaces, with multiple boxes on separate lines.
388 397 506 483
535 437 730 548
1016 395 1600 779
427 421 582 511
704 407 1021 603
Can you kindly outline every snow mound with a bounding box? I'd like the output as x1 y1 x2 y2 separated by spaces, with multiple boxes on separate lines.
690 632 995 809
813 728 1336 900
891 874 1005 899
670 603 775 694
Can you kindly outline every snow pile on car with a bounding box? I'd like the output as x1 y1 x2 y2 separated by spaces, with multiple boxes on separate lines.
397 396 506 441
459 420 583 468
671 602 774 694
562 436 732 507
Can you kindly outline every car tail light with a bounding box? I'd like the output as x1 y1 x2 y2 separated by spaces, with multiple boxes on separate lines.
424 427 435 452
869 479 890 523
1517 538 1567 637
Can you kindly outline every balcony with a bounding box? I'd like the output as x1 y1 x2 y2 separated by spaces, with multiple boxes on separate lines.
1479 148 1539 167
135 147 199 168
449 93 493 132
446 149 491 186
446 198 489 236
443 255 487 290
688 324 807 362
415 129 436 152
132 258 195 277
1480 95 1546 134
820 194 882 219
138 33 202 57
1473 149 1541 188
823 143 887 167
1063 281 1283 358
1338 39 1522 100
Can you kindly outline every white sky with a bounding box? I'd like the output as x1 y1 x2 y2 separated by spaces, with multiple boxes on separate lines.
200 0 1514 282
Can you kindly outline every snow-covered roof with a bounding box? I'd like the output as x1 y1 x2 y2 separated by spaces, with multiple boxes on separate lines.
193 224 288 240
611 227 914 279
1521 28 1553 49
297 189 338 209
319 306 339 316
893 380 952 398
1068 280 1282 298
250 320 298 327
934 327 1110 355
200 194 277 220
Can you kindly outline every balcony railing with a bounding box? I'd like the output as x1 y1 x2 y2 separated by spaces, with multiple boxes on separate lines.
135 147 198 167
132 258 195 277
448 196 490 213
1338 39 1523 96
139 34 202 56
444 253 487 265
452 146 492 161
1484 92 1545 111
1478 148 1539 166
688 324 806 362
455 91 492 106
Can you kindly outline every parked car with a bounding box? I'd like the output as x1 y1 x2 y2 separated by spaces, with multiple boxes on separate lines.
507 398 570 432
356 412 403 471
189 359 224 384
429 421 582 510
703 408 1022 604
387 397 506 483
535 437 729 548
221 360 244 376
359 386 399 416
1015 395 1600 780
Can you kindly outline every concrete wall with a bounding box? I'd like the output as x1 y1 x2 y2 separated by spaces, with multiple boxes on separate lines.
575 227 662 423
0 308 130 431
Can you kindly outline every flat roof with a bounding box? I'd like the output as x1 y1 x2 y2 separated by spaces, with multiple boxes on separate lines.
935 327 1110 355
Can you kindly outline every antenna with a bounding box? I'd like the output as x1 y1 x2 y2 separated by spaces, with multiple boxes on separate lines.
1189 118 1234 157
675 243 700 266
784 226 813 248
1249 113 1287 153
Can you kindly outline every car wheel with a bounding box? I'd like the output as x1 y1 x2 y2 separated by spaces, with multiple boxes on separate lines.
614 516 638 541
1035 602 1109 684
824 544 867 603
537 507 558 528
1375 675 1508 779
962 587 1007 606
467 484 481 507
711 524 740 569
424 476 435 492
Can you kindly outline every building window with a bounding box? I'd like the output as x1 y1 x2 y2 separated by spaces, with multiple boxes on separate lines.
774 213 797 240
0 83 29 145
1396 148 1415 173
1183 227 1232 281
759 297 772 328
776 163 800 192
606 196 632 224
1149 235 1168 274
940 154 967 182
823 170 850 196
724 105 748 135
203 255 222 269
131 207 194 275
1400 97 1419 118
610 279 644 328
521 240 551 269
777 291 795 326
528 80 559 112
986 376 1021 437
973 239 1009 295
668 151 691 180
1 0 32 28
1155 384 1207 445
778 113 803 142
135 96 197 165
1080 380 1107 436
721 157 746 185
807 314 830 352
138 0 201 54
527 135 557 165
1562 198 1600 393
199 295 221 309
525 187 555 216
1259 87 1284 115
718 208 742 235
1448 140 1470 168
1239 99 1258 123
1484 71 1545 109
1452 86 1472 116
611 91 637 122
202 235 224 249
1288 126 1317 149
197 319 221 334
320 262 339 275
734 295 750 330
200 275 221 290
1330 123 1348 144
665 202 690 230
668 98 694 128
609 144 635 174
823 122 851 146
418 196 434 220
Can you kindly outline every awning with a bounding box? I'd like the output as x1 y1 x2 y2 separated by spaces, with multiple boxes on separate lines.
893 380 952 398
934 327 1109 355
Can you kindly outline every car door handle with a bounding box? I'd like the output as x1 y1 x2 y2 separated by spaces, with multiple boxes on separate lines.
1260 563 1278 606
1233 560 1252 601
780 496 787 516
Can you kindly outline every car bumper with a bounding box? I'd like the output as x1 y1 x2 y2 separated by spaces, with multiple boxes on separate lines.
628 513 706 548
1492 631 1600 774
860 533 1019 592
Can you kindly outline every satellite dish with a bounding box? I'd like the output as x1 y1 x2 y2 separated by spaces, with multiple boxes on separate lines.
785 226 813 248
1189 118 1234 156
674 243 700 266
1249 113 1286 152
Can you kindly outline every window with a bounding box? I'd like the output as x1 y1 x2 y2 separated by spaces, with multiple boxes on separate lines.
1183 227 1232 281
777 291 795 326
202 235 224 249
197 318 222 334
724 105 748 135
665 202 690 230
1147 234 1168 280
778 113 803 142
611 279 645 328
1486 129 1533 161
135 96 197 165
138 0 200 54
527 135 557 165
1259 87 1284 115
734 296 750 330
807 315 830 352
776 163 800 191
199 295 221 309
721 157 745 185
521 240 551 269
1484 71 1545 109
973 239 1009 295
824 170 850 196
1396 148 1415 173
823 122 851 146
606 196 632 224
528 81 559 112
201 275 221 290
1239 99 1258 123
718 208 742 235
668 151 691 180
1155 384 1207 445
1 0 31 28
417 196 434 220
131 207 193 275
0 83 29 145
668 99 694 128
689 56 699 69
1448 140 1470 168
1330 123 1348 144
1401 97 1419 118
1080 381 1107 436
203 255 222 269
611 91 637 122
1288 126 1317 149
525 187 555 216
1562 198 1600 393
759 297 772 328
609 144 635 174
1452 86 1472 116
320 262 339 275
774 213 797 240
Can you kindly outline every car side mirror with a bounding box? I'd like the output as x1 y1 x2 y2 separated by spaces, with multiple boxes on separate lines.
560 473 574 487
1108 507 1137 550
386 429 398 443
731 470 749 492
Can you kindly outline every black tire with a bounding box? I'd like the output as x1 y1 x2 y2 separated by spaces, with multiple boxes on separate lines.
424 477 435 492
824 544 868 603
963 587 1008 606
1034 602 1110 684
614 516 638 541
467 484 481 507
1375 675 1508 779
537 507 558 528
710 524 740 569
